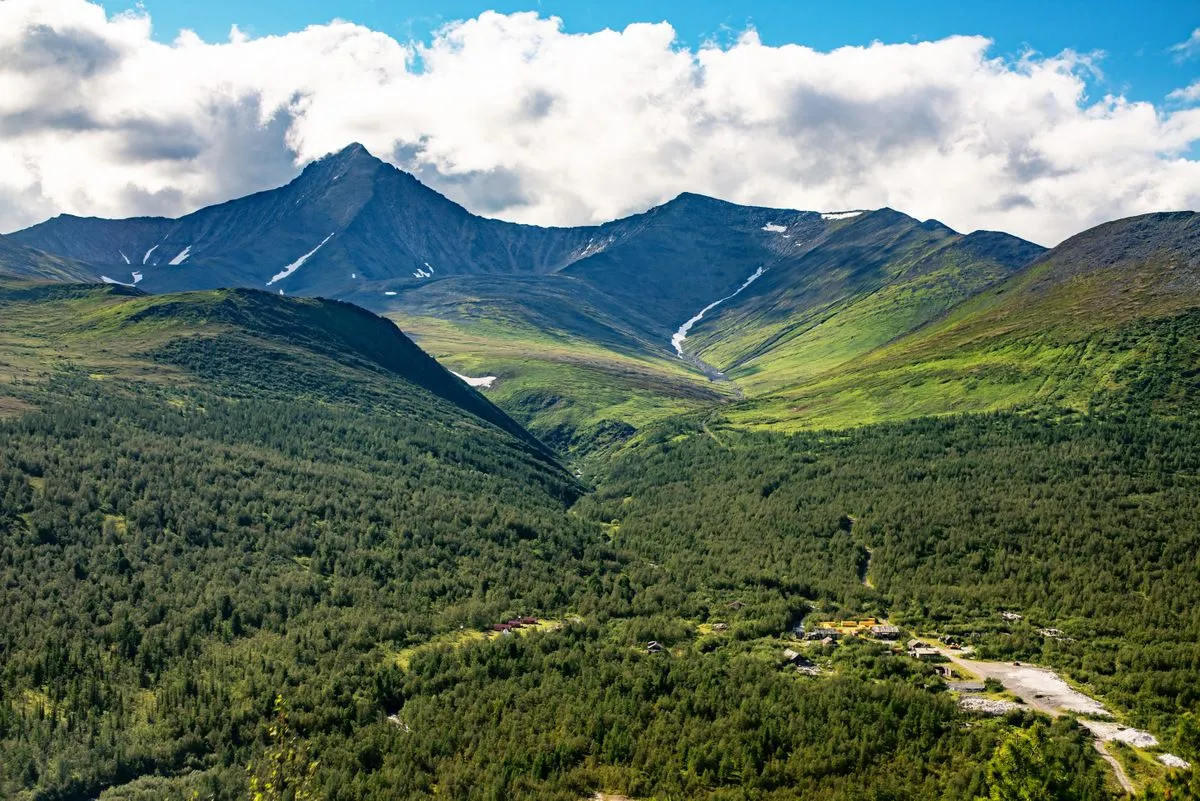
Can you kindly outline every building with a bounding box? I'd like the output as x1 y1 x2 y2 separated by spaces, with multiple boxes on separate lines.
1000 611 1023 622
870 624 901 640
806 628 840 641
907 640 942 660
646 641 664 654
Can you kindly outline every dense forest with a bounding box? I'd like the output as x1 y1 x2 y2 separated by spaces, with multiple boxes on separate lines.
2 288 1200 799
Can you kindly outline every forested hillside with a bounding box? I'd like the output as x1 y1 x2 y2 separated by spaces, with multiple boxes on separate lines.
2 278 1199 800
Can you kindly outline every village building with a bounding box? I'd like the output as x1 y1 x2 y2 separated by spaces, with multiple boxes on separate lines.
805 628 841 641
870 624 901 640
646 641 664 654
907 639 942 660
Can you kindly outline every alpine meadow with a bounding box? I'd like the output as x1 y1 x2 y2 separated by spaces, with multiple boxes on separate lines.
2 2 1200 800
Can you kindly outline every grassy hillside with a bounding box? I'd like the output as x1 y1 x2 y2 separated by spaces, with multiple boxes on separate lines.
0 237 99 284
386 275 730 456
725 212 1200 430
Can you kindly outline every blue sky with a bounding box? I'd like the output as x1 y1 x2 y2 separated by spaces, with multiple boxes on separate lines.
128 0 1199 104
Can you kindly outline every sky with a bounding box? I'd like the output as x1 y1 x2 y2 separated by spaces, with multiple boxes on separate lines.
1 0 1198 245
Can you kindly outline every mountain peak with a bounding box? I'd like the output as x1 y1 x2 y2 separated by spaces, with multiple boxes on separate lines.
327 142 379 163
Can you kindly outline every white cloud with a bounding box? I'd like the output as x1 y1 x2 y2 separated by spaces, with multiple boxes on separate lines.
1171 28 1200 62
0 0 1198 245
1169 81 1200 104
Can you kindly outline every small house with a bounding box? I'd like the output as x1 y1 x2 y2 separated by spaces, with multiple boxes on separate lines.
646 641 664 654
806 628 840 641
819 636 837 648
870 624 901 640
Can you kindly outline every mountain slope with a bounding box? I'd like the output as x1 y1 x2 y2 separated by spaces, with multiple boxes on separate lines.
0 234 101 283
685 211 1045 394
8 144 606 298
725 210 1200 429
0 279 557 461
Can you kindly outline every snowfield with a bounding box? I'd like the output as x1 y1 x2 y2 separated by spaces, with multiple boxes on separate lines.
821 211 864 220
168 246 191 265
267 233 335 286
451 371 497 388
672 266 765 357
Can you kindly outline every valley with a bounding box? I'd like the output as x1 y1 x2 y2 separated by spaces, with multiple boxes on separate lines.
0 147 1198 801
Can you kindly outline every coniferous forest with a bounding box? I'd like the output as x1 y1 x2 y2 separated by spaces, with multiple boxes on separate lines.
1 285 1200 800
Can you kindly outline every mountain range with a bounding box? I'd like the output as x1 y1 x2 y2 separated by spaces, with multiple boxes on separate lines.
3 144 1200 801
3 143 1197 454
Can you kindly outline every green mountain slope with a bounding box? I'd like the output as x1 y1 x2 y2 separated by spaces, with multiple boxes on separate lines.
685 210 1044 393
386 274 731 455
725 211 1200 430
0 235 100 283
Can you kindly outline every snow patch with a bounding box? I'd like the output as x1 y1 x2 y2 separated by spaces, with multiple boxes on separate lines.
100 275 136 287
672 266 765 358
168 245 191 265
351 273 356 279
119 251 130 264
267 232 335 286
424 262 435 273
821 211 864 220
142 244 158 264
412 266 433 278
130 271 143 284
761 223 787 232
451 371 497 389
384 291 398 296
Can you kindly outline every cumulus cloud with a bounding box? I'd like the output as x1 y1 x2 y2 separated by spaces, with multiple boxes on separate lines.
1 0 1198 245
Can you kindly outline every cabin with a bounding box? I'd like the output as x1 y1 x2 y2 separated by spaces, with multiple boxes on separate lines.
870 624 901 640
819 636 837 648
646 641 664 654
783 648 819 673
805 628 840 641
907 640 942 660
492 623 513 632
